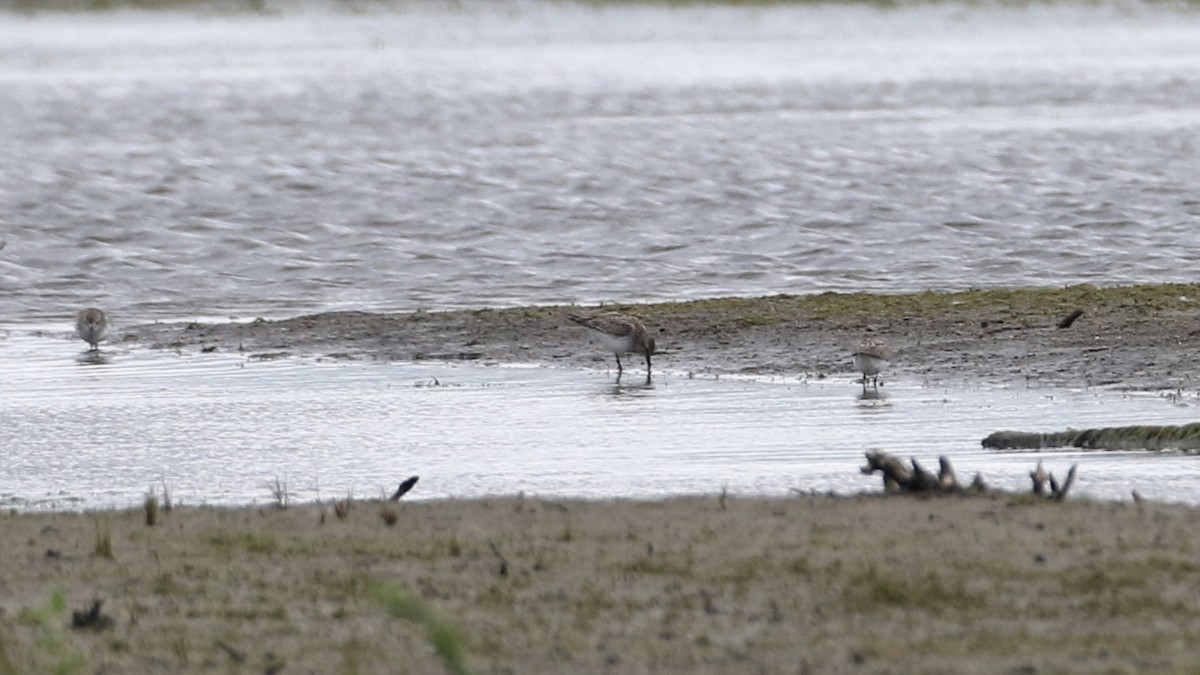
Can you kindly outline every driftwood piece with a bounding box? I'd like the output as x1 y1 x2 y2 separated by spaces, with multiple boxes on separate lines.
861 451 981 494
861 451 912 492
1030 460 1049 496
863 451 1074 500
1029 459 1075 499
969 473 988 492
1054 464 1077 501
938 456 959 490
909 458 940 492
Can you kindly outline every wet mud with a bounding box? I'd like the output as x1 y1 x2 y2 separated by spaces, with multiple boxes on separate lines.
127 283 1200 391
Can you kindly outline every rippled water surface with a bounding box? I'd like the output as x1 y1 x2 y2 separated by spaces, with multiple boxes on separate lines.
4 330 1200 510
2 2 1200 323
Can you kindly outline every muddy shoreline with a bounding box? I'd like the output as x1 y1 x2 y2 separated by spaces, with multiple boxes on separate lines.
128 283 1200 391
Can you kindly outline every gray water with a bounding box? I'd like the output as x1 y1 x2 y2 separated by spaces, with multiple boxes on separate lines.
4 329 1200 510
2 2 1200 323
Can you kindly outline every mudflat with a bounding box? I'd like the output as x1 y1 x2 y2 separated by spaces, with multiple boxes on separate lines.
5 284 1200 674
131 283 1200 391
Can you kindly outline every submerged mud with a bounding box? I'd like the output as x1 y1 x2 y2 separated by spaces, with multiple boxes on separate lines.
984 423 1200 452
127 283 1200 391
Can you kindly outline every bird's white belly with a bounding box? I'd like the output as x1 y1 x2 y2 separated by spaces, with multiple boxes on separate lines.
79 324 106 343
853 353 885 376
590 330 634 354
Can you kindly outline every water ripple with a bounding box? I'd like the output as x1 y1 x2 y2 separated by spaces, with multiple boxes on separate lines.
2 4 1200 322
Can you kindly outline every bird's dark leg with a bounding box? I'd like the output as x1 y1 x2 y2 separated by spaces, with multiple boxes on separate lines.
615 353 623 373
645 352 652 374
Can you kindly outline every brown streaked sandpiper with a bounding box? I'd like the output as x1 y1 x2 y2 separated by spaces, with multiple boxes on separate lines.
567 312 657 375
851 336 889 388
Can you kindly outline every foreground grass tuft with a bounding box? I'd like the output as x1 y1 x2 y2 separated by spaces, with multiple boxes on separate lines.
92 518 113 560
371 581 473 675
268 476 289 510
843 564 986 615
16 591 85 675
144 492 160 526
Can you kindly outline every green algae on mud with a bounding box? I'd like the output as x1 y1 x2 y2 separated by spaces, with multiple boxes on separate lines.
635 282 1200 325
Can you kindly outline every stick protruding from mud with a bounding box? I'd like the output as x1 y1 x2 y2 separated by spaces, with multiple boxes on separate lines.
389 476 420 501
1057 308 1085 329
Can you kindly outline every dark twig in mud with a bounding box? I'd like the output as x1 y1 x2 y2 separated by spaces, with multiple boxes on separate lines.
268 476 289 509
216 640 246 663
487 539 509 577
1050 464 1078 501
1057 308 1085 329
390 475 420 501
71 599 114 631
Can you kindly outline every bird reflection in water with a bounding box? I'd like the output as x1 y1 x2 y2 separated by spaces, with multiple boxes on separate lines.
603 371 655 396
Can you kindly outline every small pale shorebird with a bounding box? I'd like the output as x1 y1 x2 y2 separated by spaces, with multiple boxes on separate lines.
75 308 108 351
851 336 889 388
567 312 657 375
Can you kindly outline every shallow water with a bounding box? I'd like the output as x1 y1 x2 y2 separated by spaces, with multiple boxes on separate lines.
4 329 1199 510
2 3 1200 323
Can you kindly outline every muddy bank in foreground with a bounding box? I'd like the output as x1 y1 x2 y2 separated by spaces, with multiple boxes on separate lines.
3 494 1199 674
130 283 1200 390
